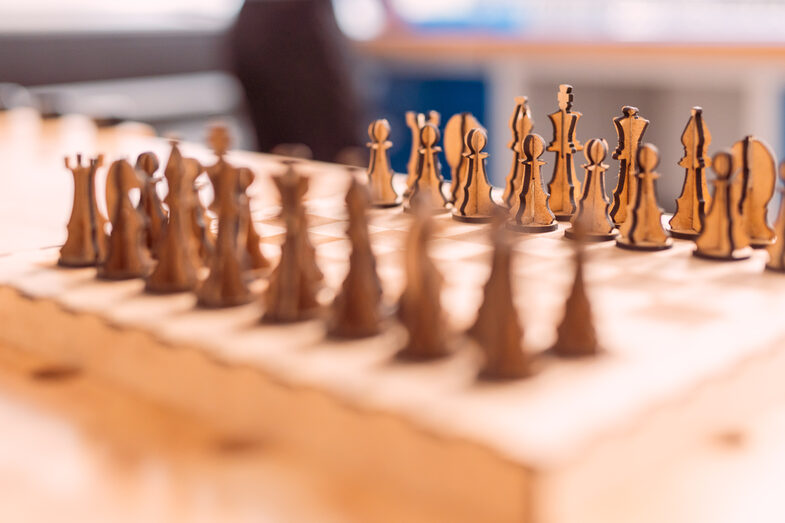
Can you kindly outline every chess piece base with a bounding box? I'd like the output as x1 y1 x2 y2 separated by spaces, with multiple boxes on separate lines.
668 228 700 240
57 258 97 268
615 238 673 251
403 204 451 215
544 345 603 359
395 347 450 362
97 269 148 281
372 198 402 209
564 228 619 242
506 221 558 233
452 213 494 224
554 213 574 222
145 282 197 294
750 239 774 249
692 247 752 262
197 295 254 309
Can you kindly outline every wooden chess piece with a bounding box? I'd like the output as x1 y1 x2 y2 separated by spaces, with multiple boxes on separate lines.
146 142 201 293
468 214 531 380
766 161 785 271
610 106 649 226
365 119 401 207
444 112 482 203
135 152 167 258
669 106 712 239
98 159 151 280
507 133 557 233
263 166 324 322
404 123 450 214
404 110 440 196
547 84 583 220
329 174 384 338
565 138 617 241
694 151 752 261
502 96 534 207
59 154 107 267
732 135 776 248
452 128 497 223
616 144 672 251
187 159 214 265
397 194 449 360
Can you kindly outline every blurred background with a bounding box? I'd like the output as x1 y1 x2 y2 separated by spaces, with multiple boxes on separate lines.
3 0 785 208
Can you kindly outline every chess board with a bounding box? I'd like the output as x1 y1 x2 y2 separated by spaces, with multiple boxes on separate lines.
3 111 785 523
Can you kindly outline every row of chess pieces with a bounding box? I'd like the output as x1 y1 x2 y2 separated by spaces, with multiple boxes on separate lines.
366 83 785 268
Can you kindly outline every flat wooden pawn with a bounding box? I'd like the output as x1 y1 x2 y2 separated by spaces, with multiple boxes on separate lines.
547 84 583 221
502 96 534 207
404 110 439 196
452 128 497 223
135 152 167 258
694 151 752 261
59 154 107 267
365 118 401 207
616 143 672 251
444 112 482 203
610 106 649 226
565 138 617 242
732 135 776 248
507 133 557 233
403 123 450 214
765 161 785 271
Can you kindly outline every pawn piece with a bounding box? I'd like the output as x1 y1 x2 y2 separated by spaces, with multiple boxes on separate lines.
397 194 449 360
404 110 440 196
404 123 450 213
549 226 601 358
452 128 497 223
616 144 672 251
365 119 401 207
565 138 617 241
329 174 384 338
59 154 107 267
502 96 534 207
694 151 752 261
468 214 531 380
732 135 776 248
669 107 712 239
610 106 649 226
547 84 584 220
765 161 785 271
444 112 482 203
263 166 324 322
507 133 557 233
135 152 167 257
98 160 151 280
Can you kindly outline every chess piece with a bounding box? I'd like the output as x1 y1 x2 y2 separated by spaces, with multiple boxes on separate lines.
453 128 497 223
669 107 712 239
397 194 449 360
405 110 440 196
694 151 752 261
135 152 167 258
766 161 785 271
188 161 215 265
502 96 534 207
59 154 107 267
444 112 482 203
610 106 649 226
732 135 776 248
404 123 450 213
468 214 531 380
547 84 583 220
263 166 324 322
98 159 151 280
565 138 617 241
236 167 269 270
329 174 384 338
146 142 201 293
616 144 672 251
507 133 557 233
365 119 401 207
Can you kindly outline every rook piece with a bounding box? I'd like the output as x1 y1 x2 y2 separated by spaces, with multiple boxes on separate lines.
59 154 107 267
98 159 151 280
329 174 384 338
616 144 672 251
263 167 324 322
405 110 440 196
444 112 482 203
502 96 534 207
452 128 497 223
404 123 450 213
694 151 751 261
366 119 401 207
732 135 776 248
766 161 785 271
565 138 617 241
135 152 167 258
547 84 583 220
507 133 557 233
669 107 712 239
610 106 649 226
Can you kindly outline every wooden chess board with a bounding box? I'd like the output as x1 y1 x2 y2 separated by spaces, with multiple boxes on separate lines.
3 110 785 522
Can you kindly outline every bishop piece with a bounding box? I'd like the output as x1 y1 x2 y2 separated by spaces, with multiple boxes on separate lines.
669 107 712 239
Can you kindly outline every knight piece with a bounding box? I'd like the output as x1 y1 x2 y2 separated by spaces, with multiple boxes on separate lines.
403 123 450 213
135 152 167 257
669 106 712 239
610 106 649 226
365 119 401 207
765 161 785 271
452 128 497 223
547 84 583 220
564 138 617 242
507 133 557 233
694 151 752 261
404 110 440 196
502 96 535 208
731 135 776 248
444 112 482 203
59 154 107 267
